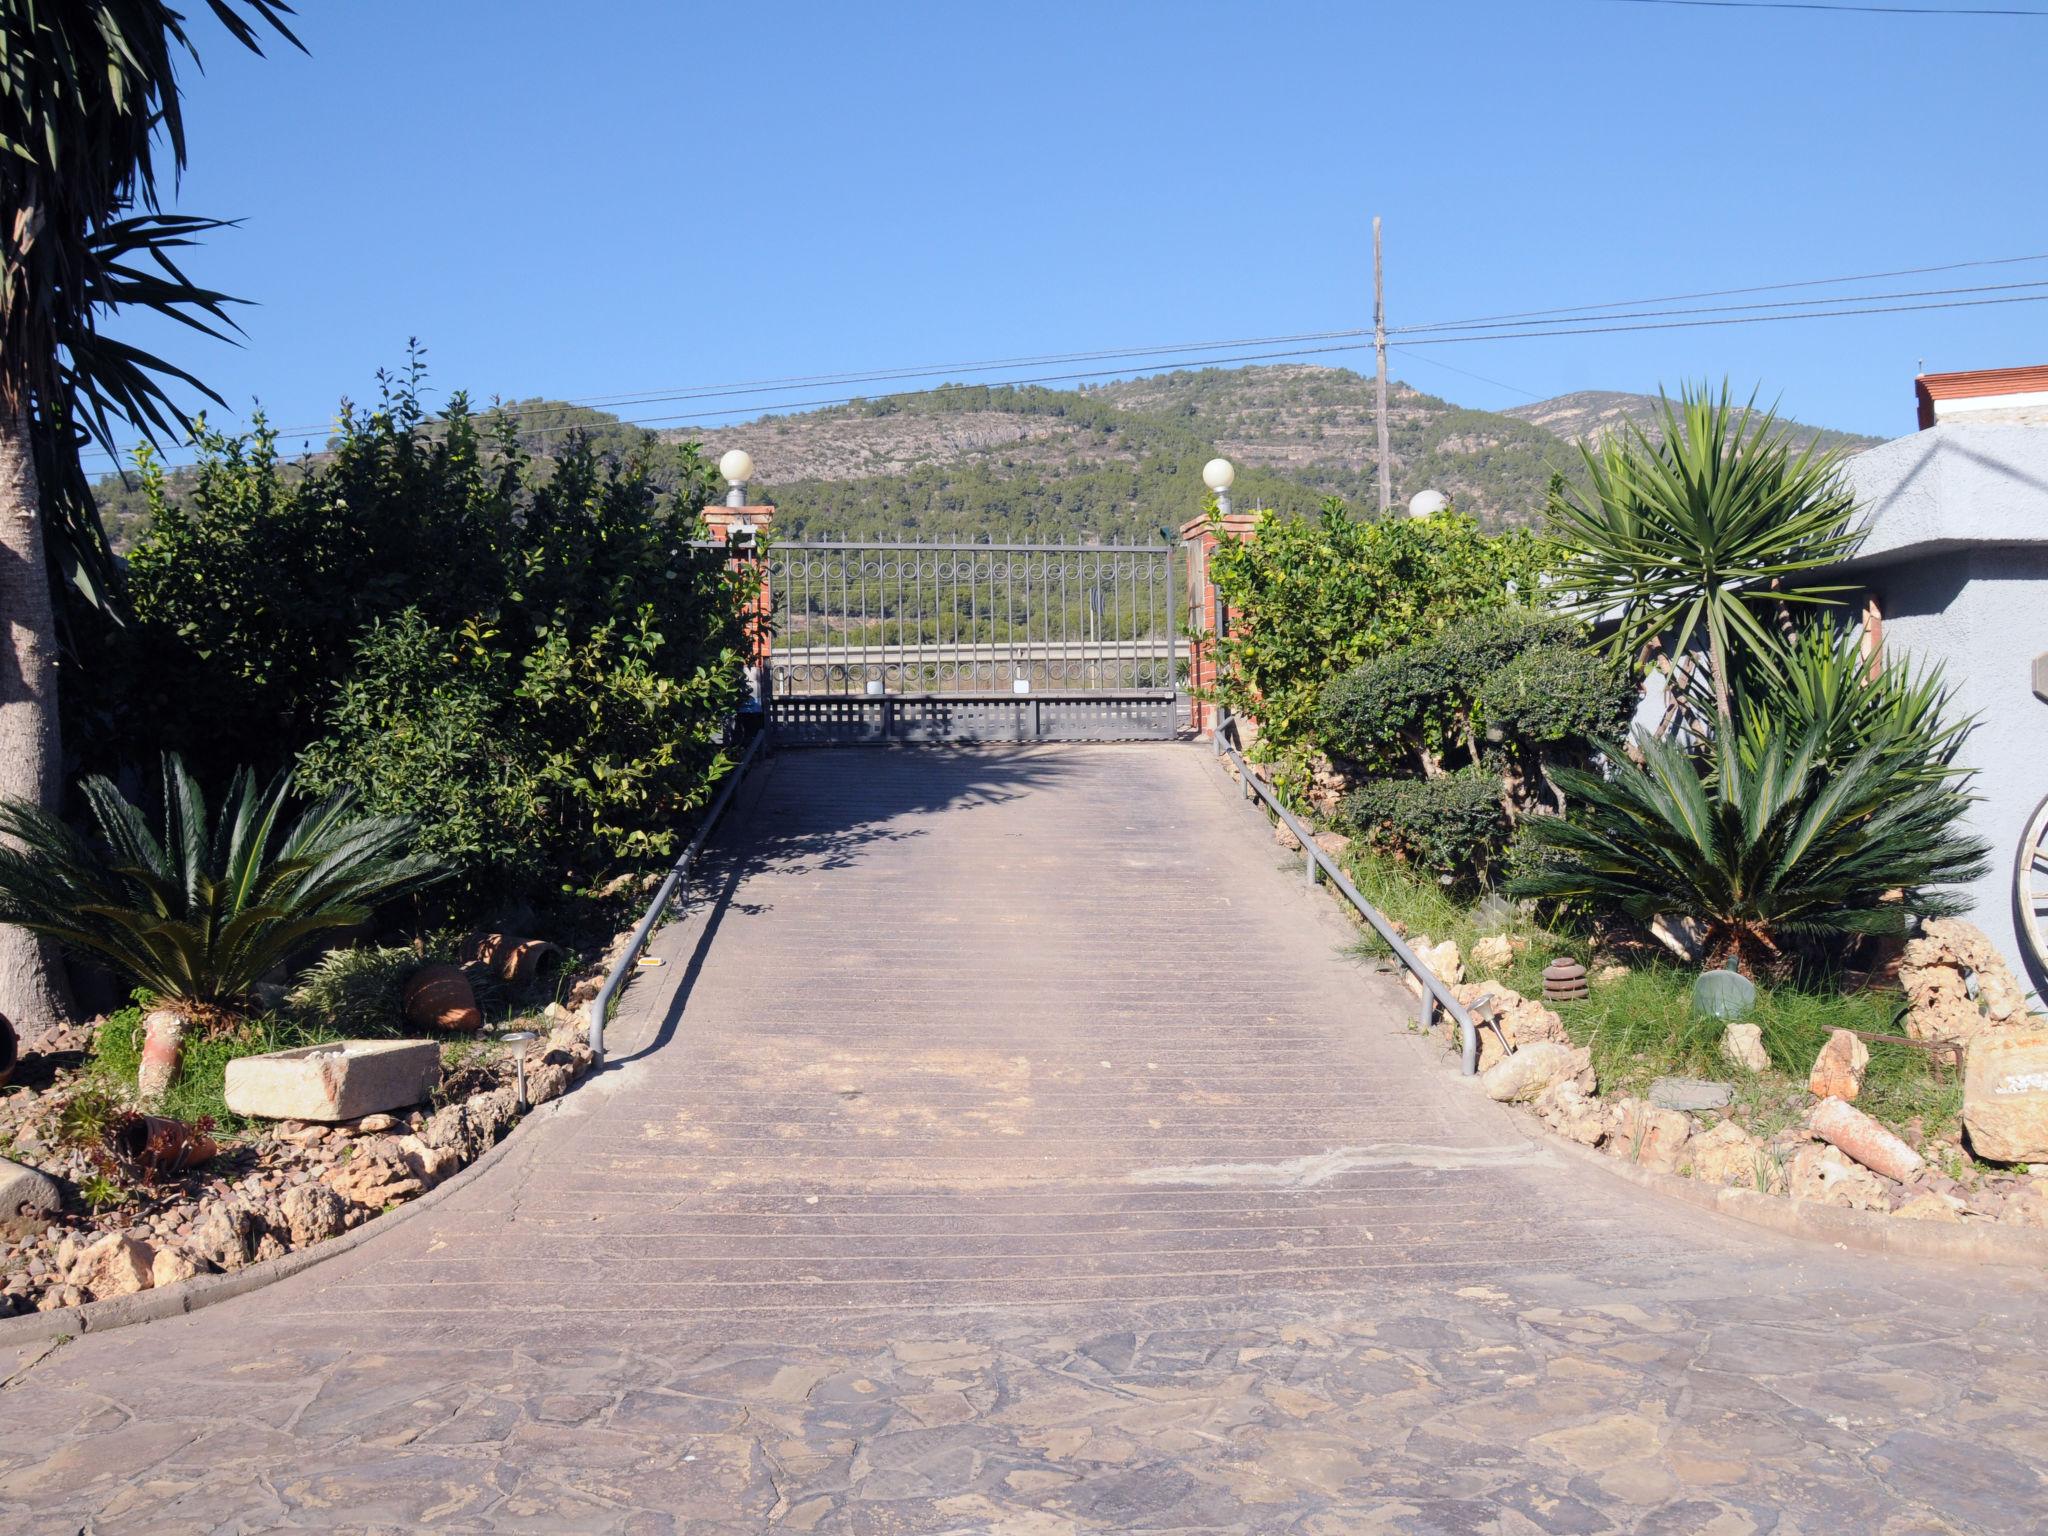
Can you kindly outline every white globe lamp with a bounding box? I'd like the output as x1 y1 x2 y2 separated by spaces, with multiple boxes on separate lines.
1408 488 1450 520
1201 457 1235 514
719 448 755 507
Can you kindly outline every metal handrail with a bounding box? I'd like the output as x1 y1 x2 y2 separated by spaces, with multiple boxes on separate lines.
1215 713 1481 1075
587 727 767 1062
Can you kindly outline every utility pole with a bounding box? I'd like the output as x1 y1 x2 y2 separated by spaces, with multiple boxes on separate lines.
1373 215 1390 515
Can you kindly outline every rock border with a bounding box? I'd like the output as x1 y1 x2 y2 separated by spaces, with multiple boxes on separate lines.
0 1081 573 1348
1540 1123 2048 1269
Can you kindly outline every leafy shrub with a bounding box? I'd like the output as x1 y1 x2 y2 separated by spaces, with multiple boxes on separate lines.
287 945 422 1035
1510 727 1989 975
296 612 544 899
1204 501 1554 763
106 353 754 899
1340 767 1510 887
0 755 438 1011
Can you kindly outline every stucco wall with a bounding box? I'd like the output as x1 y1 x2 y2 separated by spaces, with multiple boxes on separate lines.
1868 546 2048 1002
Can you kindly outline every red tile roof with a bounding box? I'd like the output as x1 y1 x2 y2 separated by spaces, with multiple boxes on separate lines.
1916 364 2048 429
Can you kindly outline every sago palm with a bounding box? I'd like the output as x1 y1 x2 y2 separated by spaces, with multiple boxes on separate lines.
1546 385 1863 730
0 755 438 1014
1510 729 1988 975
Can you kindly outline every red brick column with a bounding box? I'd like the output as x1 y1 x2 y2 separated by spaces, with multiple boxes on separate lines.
1179 509 1257 736
703 504 774 701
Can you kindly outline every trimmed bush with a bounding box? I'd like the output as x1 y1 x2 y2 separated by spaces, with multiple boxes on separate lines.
1341 767 1510 886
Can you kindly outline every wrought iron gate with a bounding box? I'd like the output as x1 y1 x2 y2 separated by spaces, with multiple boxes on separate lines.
764 539 1180 744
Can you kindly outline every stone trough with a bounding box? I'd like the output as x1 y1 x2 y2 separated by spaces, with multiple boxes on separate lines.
223 1039 440 1123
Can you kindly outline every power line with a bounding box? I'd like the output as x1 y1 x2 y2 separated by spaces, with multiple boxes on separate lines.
1387 345 1544 399
1395 250 2048 332
78 325 1375 464
1394 275 2048 337
1395 289 2048 346
1592 0 2048 15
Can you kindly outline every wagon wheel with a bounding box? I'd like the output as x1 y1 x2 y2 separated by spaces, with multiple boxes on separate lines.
2018 790 2048 979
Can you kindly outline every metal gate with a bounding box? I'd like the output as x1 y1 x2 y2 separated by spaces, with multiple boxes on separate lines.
764 539 1180 744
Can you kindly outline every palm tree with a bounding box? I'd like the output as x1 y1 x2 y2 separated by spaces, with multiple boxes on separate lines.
0 2 298 1034
1545 385 1863 732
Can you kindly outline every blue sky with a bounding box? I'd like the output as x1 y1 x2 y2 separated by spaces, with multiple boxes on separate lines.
99 0 2048 474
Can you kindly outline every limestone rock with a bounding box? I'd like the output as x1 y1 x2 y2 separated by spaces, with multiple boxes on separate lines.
1893 1191 1967 1223
1808 1029 1870 1101
1610 1099 1693 1174
150 1246 206 1288
417 1087 519 1163
1470 934 1514 975
1963 1027 2048 1164
1592 964 1631 986
0 1155 64 1236
1720 1022 1770 1074
1450 983 1568 1050
1272 820 1302 853
1809 1096 1926 1184
1482 1042 1592 1104
1899 918 2030 1044
278 1182 349 1246
1649 1077 1733 1113
1312 831 1351 859
396 1134 463 1187
1414 937 1463 987
1651 913 1706 964
68 1233 154 1300
323 1140 426 1210
1533 1080 1607 1146
1685 1119 1773 1191
190 1204 256 1271
1785 1144 1890 1211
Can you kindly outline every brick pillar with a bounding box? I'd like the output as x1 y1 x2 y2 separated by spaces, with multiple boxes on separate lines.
1179 509 1257 737
702 504 774 707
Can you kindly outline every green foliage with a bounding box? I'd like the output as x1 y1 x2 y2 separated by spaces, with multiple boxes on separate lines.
90 1001 338 1130
0 0 299 618
286 945 421 1035
1477 636 1638 752
1336 844 1961 1146
1340 768 1510 887
0 754 438 1008
1319 608 1624 776
1718 621 1971 782
1546 384 1863 724
98 354 753 894
295 612 543 898
1511 728 1989 975
1205 502 1555 761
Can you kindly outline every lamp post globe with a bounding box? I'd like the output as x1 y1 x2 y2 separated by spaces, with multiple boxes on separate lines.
1201 457 1235 515
719 448 754 508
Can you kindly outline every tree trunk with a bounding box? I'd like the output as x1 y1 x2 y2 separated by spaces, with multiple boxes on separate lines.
0 402 73 1037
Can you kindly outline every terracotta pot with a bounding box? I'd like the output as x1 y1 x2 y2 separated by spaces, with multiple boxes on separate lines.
0 1012 15 1088
137 1008 187 1101
459 932 563 987
403 964 483 1032
112 1114 218 1179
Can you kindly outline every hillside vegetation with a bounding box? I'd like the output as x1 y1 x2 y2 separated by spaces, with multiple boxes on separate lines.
93 365 1882 552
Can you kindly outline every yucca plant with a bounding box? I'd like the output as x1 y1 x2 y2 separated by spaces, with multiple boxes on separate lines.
1510 728 1988 976
1711 622 1971 782
1546 385 1864 730
0 754 439 1026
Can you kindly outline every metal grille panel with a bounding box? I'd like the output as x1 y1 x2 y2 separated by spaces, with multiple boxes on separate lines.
766 539 1179 744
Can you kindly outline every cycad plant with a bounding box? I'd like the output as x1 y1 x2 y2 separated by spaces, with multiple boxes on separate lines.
1510 728 1988 976
1547 385 1864 729
0 754 438 1017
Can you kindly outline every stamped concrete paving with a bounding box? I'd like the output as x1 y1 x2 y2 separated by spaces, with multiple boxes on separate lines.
3 743 2047 1534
